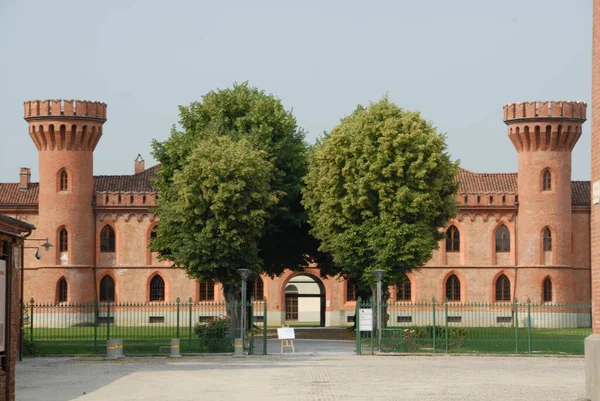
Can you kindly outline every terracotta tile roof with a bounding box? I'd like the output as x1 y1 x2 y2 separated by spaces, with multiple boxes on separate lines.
0 183 39 205
0 166 591 206
93 165 158 193
457 169 518 194
572 181 591 206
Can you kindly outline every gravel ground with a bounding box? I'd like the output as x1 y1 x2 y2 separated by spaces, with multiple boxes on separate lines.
16 340 586 401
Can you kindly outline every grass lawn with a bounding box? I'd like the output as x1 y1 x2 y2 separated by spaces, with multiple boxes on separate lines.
27 326 268 356
360 327 591 355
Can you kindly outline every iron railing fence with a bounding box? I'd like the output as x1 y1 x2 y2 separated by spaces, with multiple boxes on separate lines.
23 297 267 356
355 297 591 355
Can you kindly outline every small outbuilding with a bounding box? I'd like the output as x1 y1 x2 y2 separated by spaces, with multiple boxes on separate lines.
0 214 34 401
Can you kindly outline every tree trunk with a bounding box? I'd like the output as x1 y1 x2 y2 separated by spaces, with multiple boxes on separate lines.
371 284 379 333
224 283 241 338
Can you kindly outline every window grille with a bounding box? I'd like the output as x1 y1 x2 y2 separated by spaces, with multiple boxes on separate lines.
445 274 460 301
149 275 165 301
57 279 68 303
495 225 510 252
99 275 115 302
396 280 411 301
495 274 511 301
446 226 460 252
100 225 115 252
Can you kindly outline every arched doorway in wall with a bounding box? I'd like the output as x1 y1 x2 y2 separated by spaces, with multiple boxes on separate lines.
283 274 326 327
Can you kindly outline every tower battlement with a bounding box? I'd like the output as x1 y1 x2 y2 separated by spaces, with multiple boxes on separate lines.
503 101 586 122
24 99 107 120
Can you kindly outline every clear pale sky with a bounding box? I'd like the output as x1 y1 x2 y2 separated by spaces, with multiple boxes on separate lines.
0 0 593 182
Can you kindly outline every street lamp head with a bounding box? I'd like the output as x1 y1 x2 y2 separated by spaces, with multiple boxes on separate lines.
41 242 53 251
236 268 251 280
34 249 42 260
373 269 387 281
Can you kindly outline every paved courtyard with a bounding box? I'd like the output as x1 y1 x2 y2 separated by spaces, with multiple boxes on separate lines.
17 340 585 401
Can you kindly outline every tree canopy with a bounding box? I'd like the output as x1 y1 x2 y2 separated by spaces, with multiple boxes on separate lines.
150 135 276 288
151 83 313 298
302 98 459 291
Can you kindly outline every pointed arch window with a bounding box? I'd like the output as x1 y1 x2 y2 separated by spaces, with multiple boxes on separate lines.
199 281 214 301
446 226 460 252
445 274 461 301
542 169 551 191
495 274 511 301
59 228 68 252
543 278 553 303
543 227 552 251
396 280 411 302
57 278 68 303
253 277 264 300
346 280 357 302
495 225 510 252
100 225 115 252
149 275 165 301
59 170 68 192
99 275 115 302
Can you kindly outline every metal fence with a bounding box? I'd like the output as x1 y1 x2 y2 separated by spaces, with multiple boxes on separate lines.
355 297 592 355
23 298 267 356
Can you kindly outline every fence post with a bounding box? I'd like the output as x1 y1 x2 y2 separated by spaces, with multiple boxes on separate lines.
355 297 361 356
514 297 519 354
176 297 180 340
370 297 374 355
94 299 99 354
249 297 255 355
107 302 111 341
188 297 193 353
432 298 437 354
263 297 267 355
527 299 532 354
29 298 34 345
444 298 449 354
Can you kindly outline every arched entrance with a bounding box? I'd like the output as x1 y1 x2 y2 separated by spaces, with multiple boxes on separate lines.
283 274 326 327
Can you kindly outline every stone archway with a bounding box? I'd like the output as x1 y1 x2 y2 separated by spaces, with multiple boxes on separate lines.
282 273 326 327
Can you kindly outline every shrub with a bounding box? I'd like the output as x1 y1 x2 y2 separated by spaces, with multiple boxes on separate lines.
410 326 466 340
194 315 230 338
194 316 233 352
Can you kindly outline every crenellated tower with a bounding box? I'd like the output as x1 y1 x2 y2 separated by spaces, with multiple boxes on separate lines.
24 99 107 302
504 101 586 303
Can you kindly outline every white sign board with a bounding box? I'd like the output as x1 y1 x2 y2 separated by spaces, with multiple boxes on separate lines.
0 260 6 352
594 181 600 205
277 327 295 340
359 308 373 332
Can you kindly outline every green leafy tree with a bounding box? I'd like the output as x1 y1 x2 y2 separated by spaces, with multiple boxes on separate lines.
151 83 314 301
302 98 459 301
150 134 276 301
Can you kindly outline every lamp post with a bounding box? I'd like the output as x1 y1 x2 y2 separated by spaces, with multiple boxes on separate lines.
236 269 251 349
373 269 386 352
20 240 53 361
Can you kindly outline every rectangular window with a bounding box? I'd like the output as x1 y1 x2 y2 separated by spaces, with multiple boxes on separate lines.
199 281 215 301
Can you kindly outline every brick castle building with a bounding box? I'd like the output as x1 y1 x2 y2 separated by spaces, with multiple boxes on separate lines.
0 98 591 327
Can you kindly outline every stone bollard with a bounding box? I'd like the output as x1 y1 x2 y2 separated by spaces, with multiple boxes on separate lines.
106 339 124 359
170 339 181 358
234 338 244 356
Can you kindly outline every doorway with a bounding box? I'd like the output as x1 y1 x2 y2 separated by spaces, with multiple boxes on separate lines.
283 274 325 327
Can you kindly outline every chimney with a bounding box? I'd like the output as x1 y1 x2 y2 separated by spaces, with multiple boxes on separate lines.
134 154 145 174
19 167 30 191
